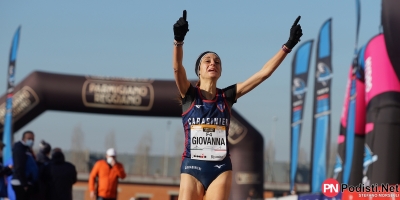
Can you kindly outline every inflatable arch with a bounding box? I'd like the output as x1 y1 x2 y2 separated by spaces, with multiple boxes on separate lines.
0 71 264 200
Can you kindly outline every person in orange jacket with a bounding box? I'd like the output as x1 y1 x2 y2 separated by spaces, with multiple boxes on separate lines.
89 148 126 200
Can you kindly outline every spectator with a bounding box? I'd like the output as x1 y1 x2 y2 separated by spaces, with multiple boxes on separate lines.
44 148 77 200
52 148 62 153
37 140 51 164
0 141 13 198
89 148 126 200
11 130 38 200
35 140 52 200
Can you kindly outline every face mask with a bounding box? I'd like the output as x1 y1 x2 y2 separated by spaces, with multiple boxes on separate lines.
25 139 34 148
107 157 114 164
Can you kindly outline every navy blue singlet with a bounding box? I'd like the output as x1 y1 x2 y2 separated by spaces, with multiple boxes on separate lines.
180 86 233 190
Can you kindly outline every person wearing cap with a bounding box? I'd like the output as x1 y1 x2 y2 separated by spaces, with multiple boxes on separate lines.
172 10 303 199
88 148 126 200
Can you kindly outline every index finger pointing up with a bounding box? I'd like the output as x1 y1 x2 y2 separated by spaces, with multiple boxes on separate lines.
183 10 187 20
293 16 301 27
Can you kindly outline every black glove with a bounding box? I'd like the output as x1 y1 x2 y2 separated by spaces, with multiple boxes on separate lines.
285 16 303 49
173 10 189 42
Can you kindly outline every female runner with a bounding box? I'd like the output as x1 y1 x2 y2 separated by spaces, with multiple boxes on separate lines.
172 10 303 200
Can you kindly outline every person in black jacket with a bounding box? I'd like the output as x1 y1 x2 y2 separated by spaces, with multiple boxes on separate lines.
35 140 52 200
44 148 77 200
37 140 51 164
11 130 38 200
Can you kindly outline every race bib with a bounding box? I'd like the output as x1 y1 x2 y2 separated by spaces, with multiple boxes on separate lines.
190 124 227 161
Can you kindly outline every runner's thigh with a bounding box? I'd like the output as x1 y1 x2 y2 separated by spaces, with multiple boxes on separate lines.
203 171 232 200
178 173 205 200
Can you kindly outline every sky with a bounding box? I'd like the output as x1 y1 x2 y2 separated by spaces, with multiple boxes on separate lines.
0 1 382 162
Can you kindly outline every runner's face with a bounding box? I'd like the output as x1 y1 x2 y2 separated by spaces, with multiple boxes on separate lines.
199 53 221 79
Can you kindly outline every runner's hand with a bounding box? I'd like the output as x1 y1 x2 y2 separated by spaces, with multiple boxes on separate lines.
284 16 303 49
173 10 189 42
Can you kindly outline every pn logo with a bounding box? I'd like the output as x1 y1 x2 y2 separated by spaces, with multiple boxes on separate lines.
322 178 340 197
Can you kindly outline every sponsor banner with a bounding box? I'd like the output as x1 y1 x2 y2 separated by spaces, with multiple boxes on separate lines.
3 26 21 199
0 86 39 127
82 79 154 110
310 18 333 193
362 34 400 185
290 40 313 192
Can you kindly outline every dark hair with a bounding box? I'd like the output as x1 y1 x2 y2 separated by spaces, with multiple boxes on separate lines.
39 140 52 155
52 147 62 154
195 51 221 77
51 149 65 163
22 130 34 139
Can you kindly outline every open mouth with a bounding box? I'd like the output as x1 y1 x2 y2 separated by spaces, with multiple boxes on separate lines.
208 68 217 73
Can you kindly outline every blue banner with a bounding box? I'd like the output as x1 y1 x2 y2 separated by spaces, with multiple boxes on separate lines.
310 18 332 193
289 40 313 192
3 26 21 166
342 66 356 184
